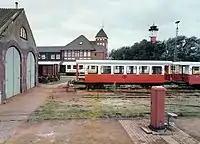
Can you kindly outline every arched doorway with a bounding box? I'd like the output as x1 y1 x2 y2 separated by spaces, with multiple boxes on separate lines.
5 47 21 99
27 52 35 89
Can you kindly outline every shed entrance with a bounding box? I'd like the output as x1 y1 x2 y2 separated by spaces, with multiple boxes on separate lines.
27 52 35 89
5 47 21 98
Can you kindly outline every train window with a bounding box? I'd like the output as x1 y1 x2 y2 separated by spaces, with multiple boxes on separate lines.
139 66 150 74
192 67 200 74
101 66 111 74
114 66 124 74
91 66 96 69
127 66 137 74
67 65 71 69
73 65 76 69
152 66 162 74
79 65 83 69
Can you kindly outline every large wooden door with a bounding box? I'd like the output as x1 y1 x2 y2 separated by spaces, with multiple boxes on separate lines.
30 52 35 88
27 52 35 89
26 53 31 89
5 47 21 98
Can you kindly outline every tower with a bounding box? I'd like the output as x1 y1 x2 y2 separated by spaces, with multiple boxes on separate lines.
149 23 159 44
95 28 108 59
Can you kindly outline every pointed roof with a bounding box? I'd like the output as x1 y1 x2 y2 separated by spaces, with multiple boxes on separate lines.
62 35 94 50
95 28 108 38
0 8 23 32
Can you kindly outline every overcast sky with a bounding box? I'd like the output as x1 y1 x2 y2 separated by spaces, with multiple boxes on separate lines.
1 0 200 51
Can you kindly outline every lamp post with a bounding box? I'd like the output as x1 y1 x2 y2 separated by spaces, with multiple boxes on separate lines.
173 20 180 61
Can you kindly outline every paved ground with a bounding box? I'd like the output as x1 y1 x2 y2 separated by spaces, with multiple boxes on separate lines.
176 118 200 141
0 85 53 142
119 119 200 144
6 120 133 144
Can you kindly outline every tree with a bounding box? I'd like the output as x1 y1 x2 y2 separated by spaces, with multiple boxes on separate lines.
109 36 200 61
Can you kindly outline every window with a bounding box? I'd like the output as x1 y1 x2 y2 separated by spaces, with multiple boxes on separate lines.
91 66 96 69
192 67 200 74
73 65 76 69
94 53 97 56
114 66 124 74
41 54 46 59
20 27 27 40
56 54 60 59
64 51 68 57
67 65 71 69
127 66 137 74
38 54 41 59
79 65 83 69
171 65 180 74
51 54 55 59
84 51 87 57
68 51 71 57
139 66 150 74
101 66 111 74
88 51 91 57
80 51 83 57
152 66 162 74
74 51 79 57
72 51 74 57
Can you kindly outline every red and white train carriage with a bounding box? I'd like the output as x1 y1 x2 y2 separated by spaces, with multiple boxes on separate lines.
75 60 173 88
170 61 200 87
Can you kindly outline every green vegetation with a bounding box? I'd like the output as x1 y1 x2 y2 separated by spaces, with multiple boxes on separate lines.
29 95 200 121
109 36 200 61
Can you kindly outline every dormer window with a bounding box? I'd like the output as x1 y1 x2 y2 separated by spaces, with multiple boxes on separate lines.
20 27 27 40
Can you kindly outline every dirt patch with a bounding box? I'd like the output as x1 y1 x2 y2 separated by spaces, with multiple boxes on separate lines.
176 117 200 141
5 120 133 144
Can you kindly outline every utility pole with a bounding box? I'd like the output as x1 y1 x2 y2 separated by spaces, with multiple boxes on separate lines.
174 20 180 61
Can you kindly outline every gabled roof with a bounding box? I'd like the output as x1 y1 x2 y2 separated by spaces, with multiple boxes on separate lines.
62 35 94 50
0 8 23 33
95 28 108 38
37 46 64 52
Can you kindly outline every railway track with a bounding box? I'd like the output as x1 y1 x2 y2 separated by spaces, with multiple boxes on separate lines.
78 86 200 99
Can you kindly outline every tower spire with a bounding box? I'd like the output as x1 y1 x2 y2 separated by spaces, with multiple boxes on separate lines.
101 20 104 29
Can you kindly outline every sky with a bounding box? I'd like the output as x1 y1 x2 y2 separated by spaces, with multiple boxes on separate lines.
1 0 200 51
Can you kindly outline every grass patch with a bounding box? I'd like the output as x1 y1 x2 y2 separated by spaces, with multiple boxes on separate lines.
29 98 150 121
29 96 200 121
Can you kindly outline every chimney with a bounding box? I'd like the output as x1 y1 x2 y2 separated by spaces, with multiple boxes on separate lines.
15 2 18 9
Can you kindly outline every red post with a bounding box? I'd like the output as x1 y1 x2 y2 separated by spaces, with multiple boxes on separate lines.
76 64 78 81
150 86 166 130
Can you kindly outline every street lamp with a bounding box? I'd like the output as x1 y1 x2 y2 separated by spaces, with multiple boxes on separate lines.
174 20 180 61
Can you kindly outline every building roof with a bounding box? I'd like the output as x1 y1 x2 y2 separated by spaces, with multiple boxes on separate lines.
62 35 94 50
0 8 23 33
37 46 64 52
95 28 108 38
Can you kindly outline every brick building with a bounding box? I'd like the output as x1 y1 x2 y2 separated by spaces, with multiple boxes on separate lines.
37 28 108 74
0 5 38 102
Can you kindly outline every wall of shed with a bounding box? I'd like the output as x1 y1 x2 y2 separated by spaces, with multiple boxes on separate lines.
0 10 38 102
